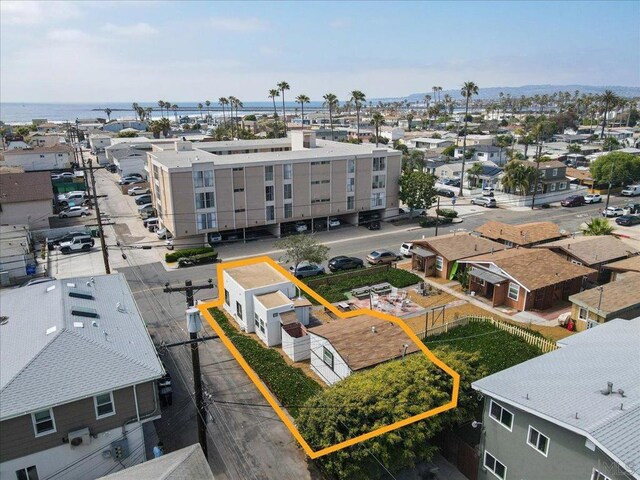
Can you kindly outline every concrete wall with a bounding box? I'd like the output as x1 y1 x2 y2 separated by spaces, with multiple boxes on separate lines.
282 324 310 361
0 200 52 229
308 333 352 385
253 300 294 347
114 156 147 178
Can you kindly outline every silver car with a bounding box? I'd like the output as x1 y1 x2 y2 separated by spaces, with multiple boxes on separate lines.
471 196 497 208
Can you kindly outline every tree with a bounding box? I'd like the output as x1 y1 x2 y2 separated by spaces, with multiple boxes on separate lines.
398 170 437 218
218 97 228 125
351 90 366 138
274 234 329 278
295 94 310 128
406 112 414 132
599 90 619 139
157 100 165 118
171 104 179 122
197 103 204 120
459 81 479 196
582 217 614 236
442 145 455 157
104 108 112 121
603 137 621 151
278 81 290 134
205 100 211 120
269 89 280 137
132 102 140 121
371 112 385 147
323 93 338 138
393 140 408 155
297 348 485 480
567 143 582 154
590 152 640 185
501 160 538 195
467 162 483 188
149 120 163 138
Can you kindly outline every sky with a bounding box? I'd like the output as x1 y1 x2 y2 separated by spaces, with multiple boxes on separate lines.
1 0 639 103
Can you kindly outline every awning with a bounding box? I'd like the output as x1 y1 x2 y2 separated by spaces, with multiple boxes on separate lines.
469 267 507 285
413 247 435 258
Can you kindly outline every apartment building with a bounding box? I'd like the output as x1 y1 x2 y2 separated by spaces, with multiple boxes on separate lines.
146 131 401 242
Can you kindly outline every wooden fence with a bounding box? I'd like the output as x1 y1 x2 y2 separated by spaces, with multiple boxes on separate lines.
418 315 558 353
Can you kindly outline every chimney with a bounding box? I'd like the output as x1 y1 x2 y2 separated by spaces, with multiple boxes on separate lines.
602 382 614 395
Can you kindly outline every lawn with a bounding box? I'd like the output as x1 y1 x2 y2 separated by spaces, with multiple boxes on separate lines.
208 308 322 418
424 321 543 375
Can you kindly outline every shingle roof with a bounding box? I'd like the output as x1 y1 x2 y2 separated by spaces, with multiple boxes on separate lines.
475 220 565 246
309 315 419 371
0 274 164 420
0 172 53 203
513 159 566 170
473 318 640 479
569 273 640 316
412 233 506 262
462 248 595 291
566 167 593 181
603 256 640 273
539 235 638 266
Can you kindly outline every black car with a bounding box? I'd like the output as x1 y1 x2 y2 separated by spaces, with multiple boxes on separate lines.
47 231 87 250
616 215 640 226
328 256 364 272
367 221 381 230
105 164 117 173
436 188 456 198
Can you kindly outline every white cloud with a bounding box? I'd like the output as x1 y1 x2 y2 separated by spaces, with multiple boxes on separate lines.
0 1 81 25
329 19 351 29
101 22 158 38
208 16 268 33
46 29 96 43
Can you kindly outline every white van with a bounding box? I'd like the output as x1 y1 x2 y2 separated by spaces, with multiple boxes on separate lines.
400 242 414 257
621 185 640 196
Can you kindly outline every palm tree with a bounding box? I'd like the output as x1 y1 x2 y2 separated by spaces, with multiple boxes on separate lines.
467 162 483 188
459 81 479 196
269 89 280 137
501 160 536 195
599 90 618 138
424 94 431 114
104 108 112 122
197 103 204 120
218 97 228 125
171 104 178 122
157 100 165 118
228 96 238 137
582 217 614 236
230 97 242 137
145 107 153 122
205 100 211 121
371 112 385 147
323 93 338 139
132 102 140 121
350 90 366 139
295 94 310 129
277 81 290 134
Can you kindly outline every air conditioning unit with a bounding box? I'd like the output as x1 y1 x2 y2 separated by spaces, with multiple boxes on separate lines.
68 427 91 448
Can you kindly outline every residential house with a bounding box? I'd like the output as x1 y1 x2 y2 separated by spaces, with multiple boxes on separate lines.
536 235 638 283
473 162 503 189
102 120 148 133
308 315 419 385
89 133 114 164
0 225 36 286
147 131 402 242
454 145 506 166
313 129 348 142
569 274 640 331
411 137 455 150
603 256 640 281
475 220 565 248
0 172 53 229
222 263 311 347
501 160 570 195
455 134 494 146
36 122 61 134
411 233 506 280
0 274 165 480
28 133 65 148
460 248 595 311
4 139 30 150
0 146 74 171
111 147 149 179
565 167 594 188
472 318 640 480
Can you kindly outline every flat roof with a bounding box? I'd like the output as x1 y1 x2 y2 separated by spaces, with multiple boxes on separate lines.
224 263 289 290
254 291 293 309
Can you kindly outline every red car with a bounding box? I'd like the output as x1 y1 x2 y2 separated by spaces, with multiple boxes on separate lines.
560 195 585 207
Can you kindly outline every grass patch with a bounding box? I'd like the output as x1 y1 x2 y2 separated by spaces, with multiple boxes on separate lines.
304 268 422 303
165 246 215 263
208 308 322 417
424 321 543 375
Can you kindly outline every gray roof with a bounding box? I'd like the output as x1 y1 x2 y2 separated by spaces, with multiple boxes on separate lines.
111 147 149 160
0 273 164 420
99 444 215 479
473 318 640 478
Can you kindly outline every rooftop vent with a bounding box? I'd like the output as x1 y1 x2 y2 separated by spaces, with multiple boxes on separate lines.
73 322 84 328
71 306 98 318
46 326 57 335
69 288 94 300
46 285 56 292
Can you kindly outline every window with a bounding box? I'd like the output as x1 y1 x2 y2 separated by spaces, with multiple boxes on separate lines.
311 198 330 204
224 289 230 306
265 165 274 181
311 179 330 185
236 301 243 319
552 168 558 177
193 170 214 187
527 426 549 456
232 167 244 172
311 160 330 166
234 208 245 213
254 313 260 330
489 400 513 430
372 175 386 189
508 283 519 301
265 185 274 202
435 256 443 271
195 192 215 209
322 346 334 370
32 409 56 436
347 196 355 210
266 205 275 221
284 183 292 200
483 451 507 480
373 157 386 171
197 213 217 230
559 182 567 190
579 307 588 320
570 259 583 266
259 318 265 333
591 469 612 480
504 240 513 247
233 187 245 193
550 183 556 192
283 163 292 180
95 392 115 418
347 177 355 192
348 158 355 173
15 466 39 480
371 192 384 207
284 203 293 218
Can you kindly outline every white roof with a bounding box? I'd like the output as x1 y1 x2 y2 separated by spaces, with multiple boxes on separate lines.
0 273 164 420
473 318 640 478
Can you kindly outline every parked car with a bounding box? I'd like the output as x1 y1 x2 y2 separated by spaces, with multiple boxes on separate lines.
47 231 87 250
59 235 94 254
400 242 414 257
621 185 640 196
615 215 640 226
207 232 222 244
289 262 325 278
328 218 341 228
436 188 456 198
625 202 640 215
441 178 460 187
128 186 150 196
584 194 602 204
51 172 74 180
295 222 308 233
328 256 364 272
471 196 497 208
58 206 89 218
136 194 152 205
560 195 585 207
119 176 145 185
602 206 625 217
366 249 401 265
105 164 117 173
156 227 170 239
58 192 86 206
367 221 381 230
143 217 158 228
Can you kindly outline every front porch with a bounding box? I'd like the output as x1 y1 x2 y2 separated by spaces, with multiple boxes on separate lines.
411 246 436 277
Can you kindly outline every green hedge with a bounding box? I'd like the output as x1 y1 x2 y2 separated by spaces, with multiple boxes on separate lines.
166 246 215 263
419 216 453 228
177 251 218 266
435 208 458 218
307 268 422 303
208 308 322 417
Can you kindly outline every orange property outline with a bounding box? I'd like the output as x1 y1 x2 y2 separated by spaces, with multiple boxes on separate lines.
197 256 460 459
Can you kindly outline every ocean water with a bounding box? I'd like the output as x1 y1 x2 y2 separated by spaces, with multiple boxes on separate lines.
0 101 326 124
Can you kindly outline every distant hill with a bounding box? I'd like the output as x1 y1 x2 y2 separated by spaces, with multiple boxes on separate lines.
377 85 640 102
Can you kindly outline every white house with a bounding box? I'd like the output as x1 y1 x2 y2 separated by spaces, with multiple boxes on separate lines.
379 126 405 142
411 137 455 150
102 121 148 133
0 146 73 171
89 134 114 164
111 147 149 179
454 145 506 166
307 315 419 385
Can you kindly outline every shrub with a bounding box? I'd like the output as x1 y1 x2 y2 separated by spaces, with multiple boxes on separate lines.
208 308 322 417
435 208 458 218
419 216 453 228
165 246 214 263
177 251 218 266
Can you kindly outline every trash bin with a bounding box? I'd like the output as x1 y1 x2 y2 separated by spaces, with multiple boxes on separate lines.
90 228 99 238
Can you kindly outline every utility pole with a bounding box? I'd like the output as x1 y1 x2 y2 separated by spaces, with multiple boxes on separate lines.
163 279 215 459
530 138 543 210
434 195 441 237
604 145 615 211
87 159 110 274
